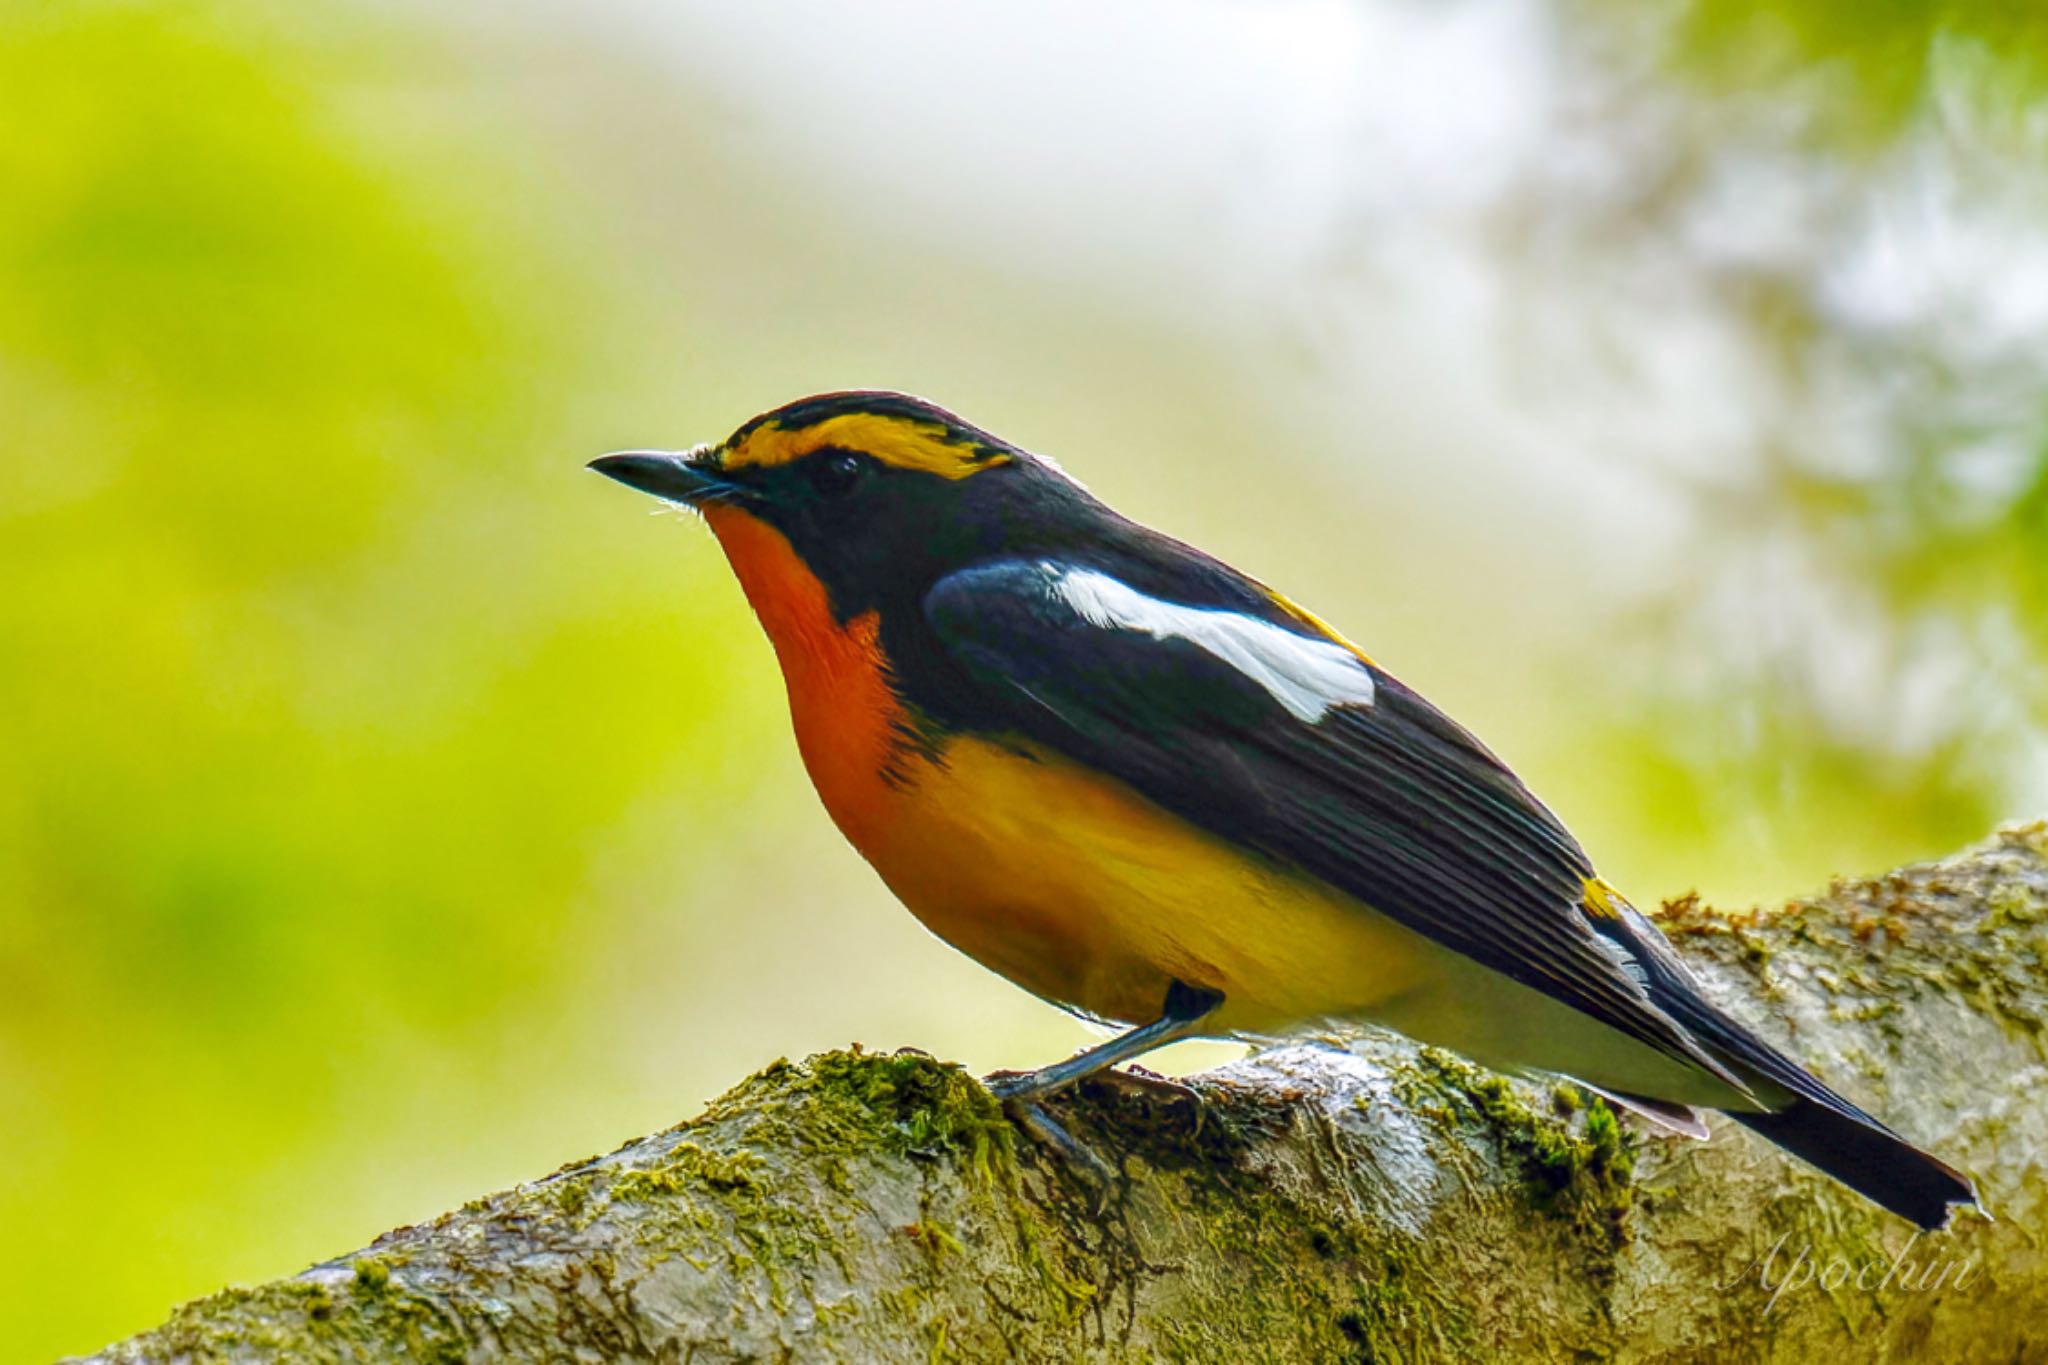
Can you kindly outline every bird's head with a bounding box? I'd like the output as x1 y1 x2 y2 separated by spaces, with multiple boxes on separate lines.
590 391 1104 624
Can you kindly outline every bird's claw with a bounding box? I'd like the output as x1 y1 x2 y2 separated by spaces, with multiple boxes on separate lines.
999 1095 1116 1211
982 1068 1041 1102
1084 1064 1207 1134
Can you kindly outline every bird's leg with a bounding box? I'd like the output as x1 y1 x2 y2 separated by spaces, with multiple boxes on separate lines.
986 979 1224 1103
988 981 1223 1201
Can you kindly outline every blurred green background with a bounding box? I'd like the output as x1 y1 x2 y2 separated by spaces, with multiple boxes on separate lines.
4 0 2044 1357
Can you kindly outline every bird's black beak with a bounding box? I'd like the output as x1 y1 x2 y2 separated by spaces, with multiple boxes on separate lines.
587 448 738 506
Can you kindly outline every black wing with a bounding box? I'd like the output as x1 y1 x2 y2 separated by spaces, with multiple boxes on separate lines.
922 557 1734 1083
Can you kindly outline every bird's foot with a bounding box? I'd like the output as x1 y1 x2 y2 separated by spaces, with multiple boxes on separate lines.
996 1094 1117 1210
1082 1064 1207 1134
982 1068 1050 1102
985 1063 1209 1212
986 1063 1206 1134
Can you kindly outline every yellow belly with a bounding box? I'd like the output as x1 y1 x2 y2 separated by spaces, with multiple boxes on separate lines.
855 735 1440 1033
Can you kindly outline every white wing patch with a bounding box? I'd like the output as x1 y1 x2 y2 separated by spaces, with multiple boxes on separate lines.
1046 565 1376 723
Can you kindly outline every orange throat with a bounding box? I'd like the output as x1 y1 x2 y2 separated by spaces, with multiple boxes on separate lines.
703 506 908 851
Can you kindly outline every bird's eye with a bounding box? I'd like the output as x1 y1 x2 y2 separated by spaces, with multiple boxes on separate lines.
810 450 867 499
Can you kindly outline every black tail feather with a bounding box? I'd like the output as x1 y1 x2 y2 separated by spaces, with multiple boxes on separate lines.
1592 899 1978 1229
1730 1099 1978 1230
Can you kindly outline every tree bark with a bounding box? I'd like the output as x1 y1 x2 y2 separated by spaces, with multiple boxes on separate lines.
76 823 2048 1363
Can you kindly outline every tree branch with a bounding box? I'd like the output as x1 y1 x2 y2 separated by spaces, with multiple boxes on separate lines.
78 823 2048 1362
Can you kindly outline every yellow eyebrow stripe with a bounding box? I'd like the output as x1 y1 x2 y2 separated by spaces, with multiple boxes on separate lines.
723 412 1010 479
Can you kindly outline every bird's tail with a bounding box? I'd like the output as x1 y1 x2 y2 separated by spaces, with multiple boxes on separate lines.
1726 1099 1977 1231
1676 986 1977 1230
1588 890 1979 1230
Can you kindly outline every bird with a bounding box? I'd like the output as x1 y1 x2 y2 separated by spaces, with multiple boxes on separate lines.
589 389 1978 1230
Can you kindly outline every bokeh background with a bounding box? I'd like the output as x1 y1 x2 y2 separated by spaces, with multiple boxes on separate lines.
5 0 2046 1356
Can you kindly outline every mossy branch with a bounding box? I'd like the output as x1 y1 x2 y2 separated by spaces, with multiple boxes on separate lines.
77 824 2048 1362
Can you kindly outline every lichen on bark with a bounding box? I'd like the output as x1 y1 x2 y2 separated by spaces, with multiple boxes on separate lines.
76 822 2048 1363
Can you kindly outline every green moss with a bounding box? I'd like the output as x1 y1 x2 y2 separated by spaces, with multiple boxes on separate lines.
1384 1066 1456 1127
607 1141 788 1262
1580 1103 1632 1186
293 1280 336 1322
486 1049 1022 1322
2000 819 2048 861
1985 883 2043 928
357 1284 468 1365
550 1173 591 1216
809 1047 1015 1171
612 1142 764 1203
904 1219 964 1260
609 1166 683 1201
124 1266 471 1365
1407 1049 1637 1244
1333 1247 1471 1364
1014 1204 1097 1315
694 1047 1014 1179
1072 1075 1286 1189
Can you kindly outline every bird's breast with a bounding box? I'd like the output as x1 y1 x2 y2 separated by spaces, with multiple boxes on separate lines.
705 506 1438 1032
